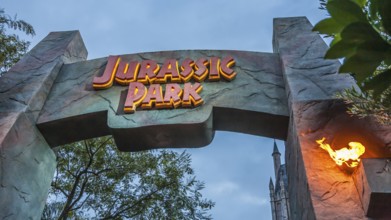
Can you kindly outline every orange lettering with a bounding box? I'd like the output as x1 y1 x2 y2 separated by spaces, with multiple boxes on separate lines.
93 56 120 89
163 83 183 108
156 59 181 83
141 84 164 109
220 56 236 81
209 57 221 81
182 82 203 107
138 60 159 84
124 82 147 113
193 58 209 82
115 61 140 85
179 58 194 82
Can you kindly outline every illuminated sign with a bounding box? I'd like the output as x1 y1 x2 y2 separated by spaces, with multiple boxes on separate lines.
93 56 237 113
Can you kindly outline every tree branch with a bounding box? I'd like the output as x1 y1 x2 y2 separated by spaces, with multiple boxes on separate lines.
69 176 89 209
57 139 97 220
51 182 69 198
71 193 92 211
103 180 176 219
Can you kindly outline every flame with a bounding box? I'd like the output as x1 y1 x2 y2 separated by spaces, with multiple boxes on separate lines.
316 137 365 168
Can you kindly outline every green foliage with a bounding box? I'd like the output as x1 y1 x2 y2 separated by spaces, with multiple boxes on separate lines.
336 86 391 123
0 8 35 75
42 137 214 220
314 0 391 124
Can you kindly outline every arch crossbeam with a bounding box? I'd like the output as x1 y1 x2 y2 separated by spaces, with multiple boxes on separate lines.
36 50 289 151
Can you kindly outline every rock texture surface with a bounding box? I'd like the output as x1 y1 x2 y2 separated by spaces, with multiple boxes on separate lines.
287 100 391 220
37 51 289 151
0 31 87 219
274 17 391 220
353 158 391 218
273 17 358 107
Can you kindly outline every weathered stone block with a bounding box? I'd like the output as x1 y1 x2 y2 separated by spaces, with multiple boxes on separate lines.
273 16 391 219
353 158 391 218
273 17 357 109
0 112 56 219
286 99 391 220
0 31 87 123
0 31 88 219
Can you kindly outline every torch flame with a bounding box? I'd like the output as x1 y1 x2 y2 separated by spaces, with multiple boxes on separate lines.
316 137 365 168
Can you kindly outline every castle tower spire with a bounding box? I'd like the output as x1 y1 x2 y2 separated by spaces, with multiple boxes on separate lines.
269 177 277 220
272 140 281 180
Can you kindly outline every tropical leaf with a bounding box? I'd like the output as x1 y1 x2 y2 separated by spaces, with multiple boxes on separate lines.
313 17 344 35
337 34 389 83
363 69 391 98
330 33 342 47
325 40 357 59
327 0 367 26
351 0 367 7
357 41 390 60
316 0 391 124
379 0 391 37
385 53 391 66
339 56 380 83
340 22 385 44
368 0 380 18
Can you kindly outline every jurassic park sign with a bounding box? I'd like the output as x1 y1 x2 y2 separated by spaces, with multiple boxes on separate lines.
92 56 237 113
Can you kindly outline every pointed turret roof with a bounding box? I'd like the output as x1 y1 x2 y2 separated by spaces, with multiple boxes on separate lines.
272 140 280 156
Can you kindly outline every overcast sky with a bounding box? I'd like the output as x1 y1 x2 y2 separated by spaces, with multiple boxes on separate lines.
3 1 326 219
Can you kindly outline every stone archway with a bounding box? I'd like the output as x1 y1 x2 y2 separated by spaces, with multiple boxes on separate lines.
0 17 390 219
